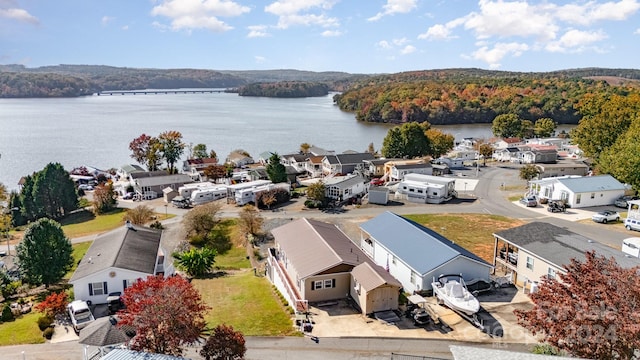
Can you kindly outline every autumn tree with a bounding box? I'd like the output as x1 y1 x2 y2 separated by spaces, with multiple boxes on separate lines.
174 247 217 278
266 153 287 183
381 122 430 158
16 218 73 287
515 251 640 360
92 182 118 214
35 291 69 317
119 275 209 356
478 143 494 166
299 142 311 154
491 113 523 138
534 118 557 138
238 205 263 237
305 181 326 207
203 164 228 181
366 142 376 155
129 134 162 171
425 128 454 158
598 118 640 191
123 205 155 225
182 202 222 245
519 164 540 182
200 324 247 360
158 130 185 174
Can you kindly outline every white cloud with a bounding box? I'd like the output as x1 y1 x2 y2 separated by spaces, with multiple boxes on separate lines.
400 45 416 55
321 29 342 37
254 55 266 63
635 28 640 34
555 0 640 25
151 0 250 32
471 42 529 69
368 0 418 21
121 25 129 31
376 40 392 49
545 29 607 52
0 6 39 24
392 37 409 46
101 16 114 26
265 0 339 29
247 25 269 38
418 24 452 40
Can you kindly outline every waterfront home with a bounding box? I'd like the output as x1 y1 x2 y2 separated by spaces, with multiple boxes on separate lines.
304 156 325 178
128 171 194 200
225 150 255 168
321 152 375 176
359 212 492 294
69 222 174 304
116 164 145 180
528 174 626 208
280 153 309 173
267 218 401 315
493 222 640 289
182 157 218 180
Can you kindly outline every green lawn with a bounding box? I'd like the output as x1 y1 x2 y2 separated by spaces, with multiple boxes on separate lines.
64 241 93 280
404 213 523 262
193 270 297 336
0 312 45 346
214 246 251 271
60 208 175 238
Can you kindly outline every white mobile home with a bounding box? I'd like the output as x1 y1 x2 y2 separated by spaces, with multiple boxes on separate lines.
178 182 217 199
528 174 626 208
226 180 273 203
395 174 457 204
190 186 228 205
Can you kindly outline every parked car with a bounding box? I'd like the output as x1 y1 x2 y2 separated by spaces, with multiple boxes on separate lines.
78 184 93 191
591 210 620 224
625 218 640 231
370 178 385 186
615 196 639 208
122 192 134 200
106 292 124 314
519 196 537 207
67 300 95 333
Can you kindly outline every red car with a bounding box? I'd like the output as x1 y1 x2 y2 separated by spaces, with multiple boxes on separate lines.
370 178 385 186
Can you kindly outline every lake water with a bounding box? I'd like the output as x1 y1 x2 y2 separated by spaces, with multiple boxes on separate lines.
0 92 573 191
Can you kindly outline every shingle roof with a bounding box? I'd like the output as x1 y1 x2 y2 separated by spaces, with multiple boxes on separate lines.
351 262 401 290
494 222 640 269
335 152 375 165
324 175 366 188
134 174 193 187
360 212 490 275
556 174 625 193
100 349 187 360
272 218 363 279
70 224 162 282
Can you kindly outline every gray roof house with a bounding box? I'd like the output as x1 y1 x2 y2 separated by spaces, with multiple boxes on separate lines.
359 211 492 293
323 174 368 202
322 153 375 176
493 222 640 288
528 174 626 208
129 172 194 200
267 218 401 315
69 222 174 304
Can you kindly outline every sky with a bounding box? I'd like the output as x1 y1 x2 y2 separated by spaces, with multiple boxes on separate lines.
1 0 640 74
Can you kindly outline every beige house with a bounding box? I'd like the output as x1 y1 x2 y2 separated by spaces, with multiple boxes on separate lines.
493 222 640 289
267 218 401 315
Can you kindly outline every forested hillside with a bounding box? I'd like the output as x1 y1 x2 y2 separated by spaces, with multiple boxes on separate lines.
333 68 640 125
237 82 329 98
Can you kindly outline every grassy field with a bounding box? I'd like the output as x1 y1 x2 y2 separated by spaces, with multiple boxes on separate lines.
63 241 93 280
0 312 46 346
193 270 297 336
59 208 175 238
404 213 524 262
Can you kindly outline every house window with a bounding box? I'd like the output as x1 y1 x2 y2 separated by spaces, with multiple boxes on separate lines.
89 282 107 296
324 279 335 289
526 256 534 270
392 256 396 265
590 193 595 199
576 194 581 204
410 272 416 284
123 279 137 289
312 280 323 290
548 267 556 279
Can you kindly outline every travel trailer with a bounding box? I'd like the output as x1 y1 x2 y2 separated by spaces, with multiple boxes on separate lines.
178 182 216 199
235 183 290 206
190 186 228 205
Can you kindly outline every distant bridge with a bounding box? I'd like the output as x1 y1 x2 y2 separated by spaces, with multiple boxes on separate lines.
96 89 232 96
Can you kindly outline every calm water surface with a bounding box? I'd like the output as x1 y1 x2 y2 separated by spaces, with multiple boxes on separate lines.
0 92 571 190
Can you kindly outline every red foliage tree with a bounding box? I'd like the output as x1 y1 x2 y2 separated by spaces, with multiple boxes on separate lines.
515 251 640 360
35 291 69 317
200 324 246 360
118 275 209 356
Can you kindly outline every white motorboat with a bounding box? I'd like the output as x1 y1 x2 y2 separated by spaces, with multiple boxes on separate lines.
431 274 480 316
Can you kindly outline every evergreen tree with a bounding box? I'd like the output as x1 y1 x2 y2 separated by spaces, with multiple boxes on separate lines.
381 123 430 158
20 163 78 221
16 218 73 287
266 153 287 183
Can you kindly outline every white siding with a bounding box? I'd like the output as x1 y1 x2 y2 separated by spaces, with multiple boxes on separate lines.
71 268 151 304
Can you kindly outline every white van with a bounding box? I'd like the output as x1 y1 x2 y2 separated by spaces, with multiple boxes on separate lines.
67 300 95 333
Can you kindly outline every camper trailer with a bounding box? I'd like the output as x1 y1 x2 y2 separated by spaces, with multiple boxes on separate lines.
235 183 290 206
178 182 216 199
190 186 228 205
226 180 273 202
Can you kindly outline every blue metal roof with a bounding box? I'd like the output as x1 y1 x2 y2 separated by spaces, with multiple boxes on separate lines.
557 174 625 193
360 211 490 275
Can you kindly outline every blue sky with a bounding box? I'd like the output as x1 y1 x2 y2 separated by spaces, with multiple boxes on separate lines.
1 0 640 74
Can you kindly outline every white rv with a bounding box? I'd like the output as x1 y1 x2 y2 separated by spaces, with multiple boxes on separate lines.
226 180 273 201
178 182 216 199
190 186 228 205
235 183 290 206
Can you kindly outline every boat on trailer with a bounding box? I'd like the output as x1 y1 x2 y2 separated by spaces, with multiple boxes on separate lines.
431 274 480 316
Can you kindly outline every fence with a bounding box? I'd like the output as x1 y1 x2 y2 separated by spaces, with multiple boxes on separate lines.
390 353 449 360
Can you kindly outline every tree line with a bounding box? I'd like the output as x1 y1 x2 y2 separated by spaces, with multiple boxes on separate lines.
237 82 329 98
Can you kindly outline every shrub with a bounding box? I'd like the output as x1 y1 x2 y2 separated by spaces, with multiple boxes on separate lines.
149 220 164 229
1 304 14 322
35 291 69 317
37 315 54 331
42 327 54 339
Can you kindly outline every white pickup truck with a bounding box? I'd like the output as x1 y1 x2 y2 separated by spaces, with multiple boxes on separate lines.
68 300 95 333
